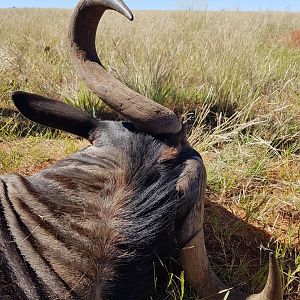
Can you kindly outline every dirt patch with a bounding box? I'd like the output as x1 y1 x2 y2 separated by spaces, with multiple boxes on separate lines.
281 29 300 48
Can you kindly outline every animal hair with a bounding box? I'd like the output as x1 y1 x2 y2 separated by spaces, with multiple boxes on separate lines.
0 121 197 299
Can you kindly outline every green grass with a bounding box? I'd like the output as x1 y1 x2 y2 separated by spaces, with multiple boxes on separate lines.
0 7 300 300
0 137 87 175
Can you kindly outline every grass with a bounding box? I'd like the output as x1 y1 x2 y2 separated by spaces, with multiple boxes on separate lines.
0 137 87 175
0 6 300 300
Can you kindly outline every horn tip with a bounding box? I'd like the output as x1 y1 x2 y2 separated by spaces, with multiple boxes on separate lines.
268 251 278 270
113 0 134 21
125 11 134 21
268 251 283 299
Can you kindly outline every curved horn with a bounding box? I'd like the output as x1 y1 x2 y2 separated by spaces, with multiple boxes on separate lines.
176 155 283 300
246 253 283 300
68 0 182 135
180 213 283 300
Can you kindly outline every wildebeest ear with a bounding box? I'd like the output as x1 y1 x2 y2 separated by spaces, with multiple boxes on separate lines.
12 91 99 140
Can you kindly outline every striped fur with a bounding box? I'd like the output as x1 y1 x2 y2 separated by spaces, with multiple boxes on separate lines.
0 121 199 299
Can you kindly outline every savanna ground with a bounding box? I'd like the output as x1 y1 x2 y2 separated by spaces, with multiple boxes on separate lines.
0 7 299 300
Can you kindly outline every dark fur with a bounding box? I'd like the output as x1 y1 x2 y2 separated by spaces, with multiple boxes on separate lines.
0 120 199 299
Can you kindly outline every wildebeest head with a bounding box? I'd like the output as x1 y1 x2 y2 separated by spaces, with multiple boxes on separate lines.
10 0 283 299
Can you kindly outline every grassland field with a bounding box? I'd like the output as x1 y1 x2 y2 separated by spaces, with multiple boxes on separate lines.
0 7 299 299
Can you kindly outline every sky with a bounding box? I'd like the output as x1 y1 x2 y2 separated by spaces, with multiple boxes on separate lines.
0 0 300 12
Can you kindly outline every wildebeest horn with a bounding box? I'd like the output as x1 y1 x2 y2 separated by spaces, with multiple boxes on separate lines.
68 0 182 135
245 253 283 300
176 156 282 300
181 221 282 300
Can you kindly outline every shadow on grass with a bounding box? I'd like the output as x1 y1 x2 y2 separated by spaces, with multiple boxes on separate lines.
204 195 299 299
0 111 54 137
0 108 18 117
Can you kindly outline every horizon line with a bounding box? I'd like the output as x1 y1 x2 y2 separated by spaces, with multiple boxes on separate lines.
0 6 300 13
